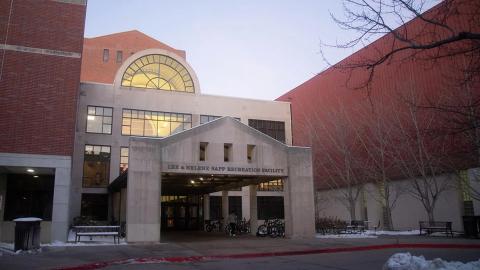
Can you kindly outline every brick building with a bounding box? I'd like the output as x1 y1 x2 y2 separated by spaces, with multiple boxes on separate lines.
0 0 86 243
277 0 480 230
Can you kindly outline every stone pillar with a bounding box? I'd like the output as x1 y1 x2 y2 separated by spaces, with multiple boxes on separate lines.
203 194 210 220
284 147 315 238
126 140 162 243
246 185 257 235
51 166 72 242
241 186 250 220
222 190 229 225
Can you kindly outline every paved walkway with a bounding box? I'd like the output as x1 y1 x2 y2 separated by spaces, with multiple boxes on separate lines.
0 232 479 270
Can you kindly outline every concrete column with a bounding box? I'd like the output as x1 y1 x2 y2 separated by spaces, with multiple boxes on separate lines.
126 140 162 243
284 147 315 239
203 194 210 220
248 185 258 235
221 190 229 225
51 166 72 242
241 186 250 220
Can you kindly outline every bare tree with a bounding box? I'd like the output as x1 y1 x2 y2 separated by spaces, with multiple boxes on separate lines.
303 102 366 221
326 0 480 200
392 86 454 222
324 0 480 88
355 99 405 229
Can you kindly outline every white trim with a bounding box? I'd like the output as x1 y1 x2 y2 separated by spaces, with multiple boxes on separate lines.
0 44 81 58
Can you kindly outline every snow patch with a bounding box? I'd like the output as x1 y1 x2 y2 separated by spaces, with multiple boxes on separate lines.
383 253 480 270
13 217 42 222
316 233 378 238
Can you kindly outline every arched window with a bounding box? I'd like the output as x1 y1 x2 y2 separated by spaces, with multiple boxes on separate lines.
121 54 195 93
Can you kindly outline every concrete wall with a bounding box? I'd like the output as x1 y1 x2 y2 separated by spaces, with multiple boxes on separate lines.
0 153 72 242
126 140 162 243
71 76 291 219
316 173 466 231
284 147 315 238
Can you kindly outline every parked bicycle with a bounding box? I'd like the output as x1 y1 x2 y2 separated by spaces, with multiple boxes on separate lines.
237 218 251 235
256 219 285 238
205 219 222 232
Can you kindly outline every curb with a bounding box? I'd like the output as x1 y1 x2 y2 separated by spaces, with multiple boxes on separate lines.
54 243 480 270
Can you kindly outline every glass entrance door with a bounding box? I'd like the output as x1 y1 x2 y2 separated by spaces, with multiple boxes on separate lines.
161 195 201 231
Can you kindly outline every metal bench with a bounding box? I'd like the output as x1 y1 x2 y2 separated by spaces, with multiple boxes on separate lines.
73 225 121 244
346 220 366 233
419 221 453 237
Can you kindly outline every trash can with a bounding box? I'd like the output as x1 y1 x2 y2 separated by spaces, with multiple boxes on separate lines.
13 217 42 251
462 216 480 238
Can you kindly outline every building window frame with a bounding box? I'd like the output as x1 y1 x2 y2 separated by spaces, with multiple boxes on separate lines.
199 142 208 161
257 179 284 192
103 49 109 62
116 50 123 63
121 108 192 137
119 147 129 173
82 144 111 188
86 106 113 135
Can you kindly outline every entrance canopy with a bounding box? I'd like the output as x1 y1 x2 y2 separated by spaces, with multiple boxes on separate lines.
125 117 315 242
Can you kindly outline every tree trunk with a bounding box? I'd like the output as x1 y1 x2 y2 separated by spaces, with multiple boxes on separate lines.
349 200 356 221
427 209 435 223
383 206 394 230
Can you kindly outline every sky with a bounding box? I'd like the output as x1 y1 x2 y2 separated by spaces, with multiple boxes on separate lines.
84 0 435 100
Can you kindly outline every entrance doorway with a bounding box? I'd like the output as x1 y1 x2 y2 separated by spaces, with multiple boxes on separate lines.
161 195 201 231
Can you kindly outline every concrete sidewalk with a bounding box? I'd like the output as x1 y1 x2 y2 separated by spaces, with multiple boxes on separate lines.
0 232 479 270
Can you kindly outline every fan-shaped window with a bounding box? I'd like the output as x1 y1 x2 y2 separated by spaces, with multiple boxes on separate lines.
121 54 195 93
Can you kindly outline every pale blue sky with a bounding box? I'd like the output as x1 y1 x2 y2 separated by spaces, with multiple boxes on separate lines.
84 0 434 100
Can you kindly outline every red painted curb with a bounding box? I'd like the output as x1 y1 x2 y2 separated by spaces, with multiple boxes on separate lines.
53 243 480 270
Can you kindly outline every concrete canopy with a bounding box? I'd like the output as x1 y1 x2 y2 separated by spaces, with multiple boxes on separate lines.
126 117 315 242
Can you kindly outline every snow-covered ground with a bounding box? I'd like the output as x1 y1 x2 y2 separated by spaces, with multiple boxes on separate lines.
383 253 480 270
316 229 420 238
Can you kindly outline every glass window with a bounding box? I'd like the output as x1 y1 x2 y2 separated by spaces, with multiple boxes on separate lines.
81 193 108 221
83 145 111 188
121 54 195 93
224 143 232 162
257 196 284 220
248 119 286 143
103 49 109 62
200 115 240 125
3 174 54 221
209 196 222 220
120 147 129 173
229 196 242 218
247 144 255 162
116 50 123 63
257 179 284 191
86 106 113 134
199 142 208 161
121 108 192 137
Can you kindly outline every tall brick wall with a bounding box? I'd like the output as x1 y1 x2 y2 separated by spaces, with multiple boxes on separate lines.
0 0 86 156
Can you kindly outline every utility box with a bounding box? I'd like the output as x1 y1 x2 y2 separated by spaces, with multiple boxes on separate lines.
13 217 42 251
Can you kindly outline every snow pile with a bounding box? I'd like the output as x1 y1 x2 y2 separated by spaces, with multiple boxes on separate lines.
374 230 419 236
383 253 480 270
316 232 377 239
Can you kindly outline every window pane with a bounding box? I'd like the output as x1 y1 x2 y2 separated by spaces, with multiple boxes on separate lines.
104 108 113 116
83 145 111 188
130 119 144 136
87 116 102 133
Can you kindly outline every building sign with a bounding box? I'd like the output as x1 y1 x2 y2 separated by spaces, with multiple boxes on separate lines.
163 163 287 176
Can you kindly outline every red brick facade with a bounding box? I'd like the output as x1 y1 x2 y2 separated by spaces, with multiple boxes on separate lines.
0 0 86 156
277 0 480 188
81 30 186 84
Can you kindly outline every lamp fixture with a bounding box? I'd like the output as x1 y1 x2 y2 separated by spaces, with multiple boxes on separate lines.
27 168 35 173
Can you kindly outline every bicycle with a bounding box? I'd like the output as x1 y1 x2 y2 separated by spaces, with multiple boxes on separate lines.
205 219 222 232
